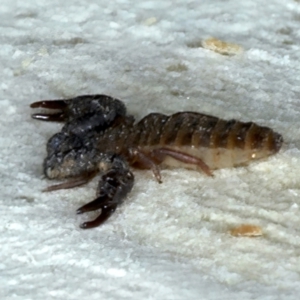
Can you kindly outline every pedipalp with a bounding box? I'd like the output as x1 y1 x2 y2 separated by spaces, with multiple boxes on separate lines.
77 155 134 229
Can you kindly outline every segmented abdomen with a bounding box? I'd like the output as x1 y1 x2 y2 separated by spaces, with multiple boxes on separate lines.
132 112 283 169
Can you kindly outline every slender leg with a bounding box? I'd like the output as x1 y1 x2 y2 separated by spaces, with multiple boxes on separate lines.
43 172 97 192
128 148 162 183
77 155 134 229
150 147 213 176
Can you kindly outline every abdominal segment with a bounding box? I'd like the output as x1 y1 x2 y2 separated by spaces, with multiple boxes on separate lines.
133 112 283 170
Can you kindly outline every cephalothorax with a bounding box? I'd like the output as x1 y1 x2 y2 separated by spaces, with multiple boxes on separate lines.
30 94 283 229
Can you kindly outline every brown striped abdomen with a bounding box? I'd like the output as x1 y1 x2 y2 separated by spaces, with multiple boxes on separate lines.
132 112 283 169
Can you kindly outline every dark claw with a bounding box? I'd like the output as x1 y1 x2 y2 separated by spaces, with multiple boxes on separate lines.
30 100 68 122
31 112 66 122
79 204 117 229
30 100 67 109
76 195 113 214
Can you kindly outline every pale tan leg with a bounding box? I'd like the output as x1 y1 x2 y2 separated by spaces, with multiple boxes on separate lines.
128 148 162 183
43 172 97 192
150 147 213 177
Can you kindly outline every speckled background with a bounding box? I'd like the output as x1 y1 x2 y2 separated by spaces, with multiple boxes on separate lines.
1 1 300 299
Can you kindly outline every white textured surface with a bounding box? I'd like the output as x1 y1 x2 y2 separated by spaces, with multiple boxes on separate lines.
1 0 300 299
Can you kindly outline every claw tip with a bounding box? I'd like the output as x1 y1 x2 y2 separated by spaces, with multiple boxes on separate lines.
80 222 88 229
30 101 41 108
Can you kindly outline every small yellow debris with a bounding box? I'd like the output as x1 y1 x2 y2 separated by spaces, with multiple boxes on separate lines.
21 58 33 69
144 17 157 26
202 37 243 56
166 63 188 72
37 46 49 56
229 224 263 237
